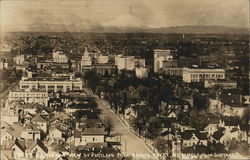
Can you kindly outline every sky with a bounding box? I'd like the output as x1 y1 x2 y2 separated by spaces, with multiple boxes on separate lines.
0 0 249 32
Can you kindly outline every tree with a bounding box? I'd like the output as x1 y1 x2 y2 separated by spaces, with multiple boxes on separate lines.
145 116 162 138
83 70 100 92
153 137 168 154
193 93 210 112
95 85 105 97
137 85 149 100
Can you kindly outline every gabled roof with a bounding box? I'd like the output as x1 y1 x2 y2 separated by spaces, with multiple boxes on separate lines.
230 128 239 133
23 122 40 131
181 130 207 140
26 139 48 153
7 139 25 153
82 128 105 135
7 123 23 138
31 115 46 122
74 130 82 138
52 143 68 153
212 131 224 140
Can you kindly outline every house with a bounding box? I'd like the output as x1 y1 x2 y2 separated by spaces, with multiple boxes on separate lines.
49 122 72 141
161 130 175 141
74 128 106 147
38 107 51 119
48 142 69 158
49 128 64 140
166 110 178 119
209 128 225 144
31 115 47 133
21 122 41 140
7 139 25 159
204 118 220 135
25 139 48 159
76 118 103 131
181 129 208 147
1 111 19 124
21 112 34 123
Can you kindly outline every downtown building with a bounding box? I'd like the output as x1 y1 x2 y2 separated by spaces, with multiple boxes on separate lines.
183 67 225 83
52 51 68 63
154 49 173 73
19 76 83 92
115 54 145 71
8 89 49 106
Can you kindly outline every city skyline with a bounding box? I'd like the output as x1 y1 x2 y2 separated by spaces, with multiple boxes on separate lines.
0 0 249 32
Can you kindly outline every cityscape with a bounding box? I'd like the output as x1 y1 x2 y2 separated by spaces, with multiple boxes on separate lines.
0 0 249 160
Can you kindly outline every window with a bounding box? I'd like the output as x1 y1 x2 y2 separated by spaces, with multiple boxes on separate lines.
93 138 95 141
22 85 29 89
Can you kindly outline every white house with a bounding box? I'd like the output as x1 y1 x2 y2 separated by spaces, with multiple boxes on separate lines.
74 128 106 146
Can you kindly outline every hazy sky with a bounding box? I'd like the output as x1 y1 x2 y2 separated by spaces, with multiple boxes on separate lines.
0 0 249 32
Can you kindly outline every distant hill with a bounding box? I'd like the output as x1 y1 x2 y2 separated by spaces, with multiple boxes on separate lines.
142 25 249 34
3 25 249 34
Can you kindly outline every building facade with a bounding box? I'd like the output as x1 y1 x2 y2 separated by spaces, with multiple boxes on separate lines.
19 77 83 92
204 79 237 89
154 49 173 72
8 89 49 106
92 64 117 76
52 51 68 63
183 67 225 83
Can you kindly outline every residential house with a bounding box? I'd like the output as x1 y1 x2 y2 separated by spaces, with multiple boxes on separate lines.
31 115 47 133
181 129 208 147
74 128 106 147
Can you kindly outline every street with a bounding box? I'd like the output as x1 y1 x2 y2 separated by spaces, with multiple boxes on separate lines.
94 96 158 160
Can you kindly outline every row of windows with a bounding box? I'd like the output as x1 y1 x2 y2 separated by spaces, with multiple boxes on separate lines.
11 94 47 97
191 74 224 78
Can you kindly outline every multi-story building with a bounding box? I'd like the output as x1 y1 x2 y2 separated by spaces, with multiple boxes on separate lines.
135 67 148 78
115 55 146 72
154 49 173 72
19 76 83 92
52 51 68 63
97 55 109 64
8 89 49 106
164 67 183 76
204 79 237 89
80 49 93 72
92 64 117 76
183 67 225 83
115 55 135 71
81 49 92 67
13 54 25 65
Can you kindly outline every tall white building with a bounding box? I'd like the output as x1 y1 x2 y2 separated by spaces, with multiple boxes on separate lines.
81 49 92 67
183 67 225 83
52 51 68 63
115 55 145 71
154 49 173 72
8 89 49 106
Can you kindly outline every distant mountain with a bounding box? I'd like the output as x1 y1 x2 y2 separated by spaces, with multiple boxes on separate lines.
102 14 146 28
142 25 249 34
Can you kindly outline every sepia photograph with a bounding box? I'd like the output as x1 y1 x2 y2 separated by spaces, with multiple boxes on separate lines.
0 0 249 159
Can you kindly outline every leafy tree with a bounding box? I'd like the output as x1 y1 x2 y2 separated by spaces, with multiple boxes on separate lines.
193 93 210 111
145 116 162 138
83 70 100 92
153 137 169 154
